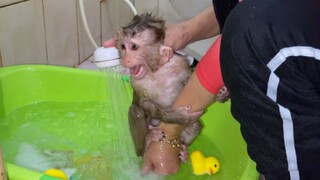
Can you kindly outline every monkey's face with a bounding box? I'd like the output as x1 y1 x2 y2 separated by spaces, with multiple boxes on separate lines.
117 31 162 80
118 40 148 80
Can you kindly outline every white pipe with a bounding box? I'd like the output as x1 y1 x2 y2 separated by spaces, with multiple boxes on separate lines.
79 0 99 49
123 0 138 16
78 0 137 49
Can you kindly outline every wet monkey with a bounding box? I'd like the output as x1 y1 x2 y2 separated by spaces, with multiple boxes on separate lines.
116 13 203 157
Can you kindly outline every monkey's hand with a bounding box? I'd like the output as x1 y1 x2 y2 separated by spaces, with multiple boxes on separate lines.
144 125 165 152
216 86 230 103
157 106 203 126
141 100 203 126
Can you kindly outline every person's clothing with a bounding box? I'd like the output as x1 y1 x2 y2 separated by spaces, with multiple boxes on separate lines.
196 35 224 95
195 0 239 95
220 0 320 179
212 0 238 30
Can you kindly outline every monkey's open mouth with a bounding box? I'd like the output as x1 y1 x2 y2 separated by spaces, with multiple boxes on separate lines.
130 65 143 77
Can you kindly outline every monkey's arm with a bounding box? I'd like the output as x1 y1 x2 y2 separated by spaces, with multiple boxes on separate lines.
141 100 203 126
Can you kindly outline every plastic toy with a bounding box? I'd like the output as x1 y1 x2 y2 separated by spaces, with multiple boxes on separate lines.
190 150 220 175
43 168 68 180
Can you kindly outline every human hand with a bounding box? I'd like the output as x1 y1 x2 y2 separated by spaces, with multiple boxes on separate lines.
141 125 182 176
164 6 219 53
164 23 190 52
141 141 181 176
104 24 189 53
103 38 116 48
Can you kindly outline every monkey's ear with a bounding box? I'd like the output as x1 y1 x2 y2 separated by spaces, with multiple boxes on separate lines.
159 45 173 64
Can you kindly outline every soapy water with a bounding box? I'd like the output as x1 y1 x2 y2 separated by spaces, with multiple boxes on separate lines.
0 65 159 179
0 67 223 180
0 100 148 179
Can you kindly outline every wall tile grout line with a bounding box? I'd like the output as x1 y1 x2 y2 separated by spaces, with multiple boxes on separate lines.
0 0 29 8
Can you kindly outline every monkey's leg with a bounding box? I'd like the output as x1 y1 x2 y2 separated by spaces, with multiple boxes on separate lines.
128 103 149 156
181 121 202 145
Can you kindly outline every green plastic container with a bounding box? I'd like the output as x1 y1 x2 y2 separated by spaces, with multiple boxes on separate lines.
0 65 259 179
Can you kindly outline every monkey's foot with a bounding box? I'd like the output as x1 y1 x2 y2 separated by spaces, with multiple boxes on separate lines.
216 86 230 103
179 144 188 162
150 118 161 127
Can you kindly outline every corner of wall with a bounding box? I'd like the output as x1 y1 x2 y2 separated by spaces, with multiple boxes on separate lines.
0 50 3 67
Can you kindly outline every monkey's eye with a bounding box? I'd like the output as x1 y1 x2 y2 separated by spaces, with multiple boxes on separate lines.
120 44 126 50
131 44 139 50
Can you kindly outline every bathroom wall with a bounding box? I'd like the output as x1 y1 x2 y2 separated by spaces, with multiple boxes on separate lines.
0 51 2 67
0 0 134 67
0 0 213 68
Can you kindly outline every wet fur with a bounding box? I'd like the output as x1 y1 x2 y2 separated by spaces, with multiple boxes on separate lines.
117 13 202 156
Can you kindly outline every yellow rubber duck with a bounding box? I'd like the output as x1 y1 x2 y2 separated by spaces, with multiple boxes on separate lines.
44 168 68 180
190 150 220 175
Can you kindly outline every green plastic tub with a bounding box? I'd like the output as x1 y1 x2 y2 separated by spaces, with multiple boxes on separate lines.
0 65 259 180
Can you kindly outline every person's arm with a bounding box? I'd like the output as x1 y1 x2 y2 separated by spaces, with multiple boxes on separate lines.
173 35 224 112
173 72 217 112
164 6 220 51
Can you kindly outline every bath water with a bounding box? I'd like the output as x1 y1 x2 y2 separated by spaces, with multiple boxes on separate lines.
0 68 223 180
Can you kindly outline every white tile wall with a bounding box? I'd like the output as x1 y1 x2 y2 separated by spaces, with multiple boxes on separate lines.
0 0 47 66
135 0 158 14
0 50 2 66
0 0 212 67
0 0 27 7
43 0 79 67
101 0 134 42
0 0 134 67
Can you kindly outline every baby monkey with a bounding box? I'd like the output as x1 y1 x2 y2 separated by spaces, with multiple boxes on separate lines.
116 13 203 175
